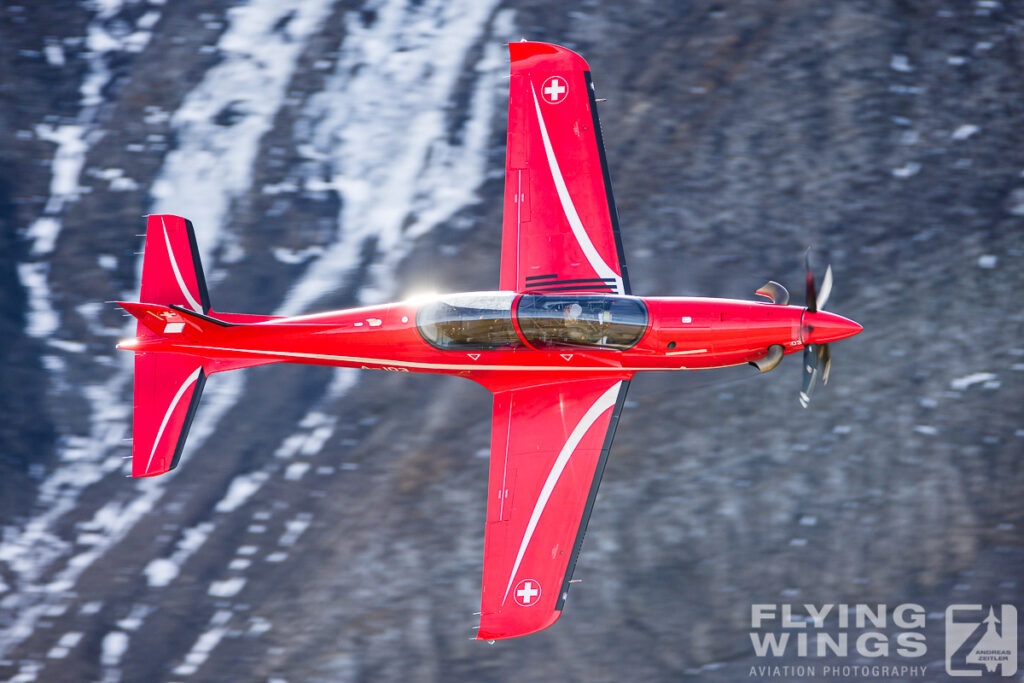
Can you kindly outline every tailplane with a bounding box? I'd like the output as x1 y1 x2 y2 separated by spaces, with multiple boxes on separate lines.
131 352 206 477
120 215 281 476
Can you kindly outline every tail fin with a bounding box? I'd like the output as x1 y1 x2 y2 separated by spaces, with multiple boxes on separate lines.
140 214 210 315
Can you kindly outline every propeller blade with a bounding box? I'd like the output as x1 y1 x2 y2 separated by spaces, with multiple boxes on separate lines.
821 343 831 385
799 344 820 408
817 265 833 311
805 250 817 314
799 343 833 406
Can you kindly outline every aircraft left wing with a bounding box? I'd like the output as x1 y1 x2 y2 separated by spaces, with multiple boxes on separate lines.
499 42 630 296
476 375 631 639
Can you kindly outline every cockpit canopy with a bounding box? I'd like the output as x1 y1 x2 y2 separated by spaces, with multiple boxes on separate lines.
416 293 519 350
517 294 648 349
416 292 648 351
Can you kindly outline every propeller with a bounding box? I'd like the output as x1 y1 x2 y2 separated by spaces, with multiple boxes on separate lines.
799 251 836 408
752 252 860 403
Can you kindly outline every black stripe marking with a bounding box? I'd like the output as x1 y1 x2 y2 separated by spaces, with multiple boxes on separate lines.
532 277 618 287
526 284 617 293
525 273 558 282
556 379 631 610
169 369 206 471
169 304 235 327
583 71 631 296
184 219 212 314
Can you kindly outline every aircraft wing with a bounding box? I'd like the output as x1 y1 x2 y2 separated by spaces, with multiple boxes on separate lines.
476 375 631 639
499 42 630 296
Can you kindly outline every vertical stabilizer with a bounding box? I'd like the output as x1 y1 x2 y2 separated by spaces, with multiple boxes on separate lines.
139 214 210 315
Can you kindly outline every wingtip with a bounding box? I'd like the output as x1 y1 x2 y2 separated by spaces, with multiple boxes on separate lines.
508 41 589 70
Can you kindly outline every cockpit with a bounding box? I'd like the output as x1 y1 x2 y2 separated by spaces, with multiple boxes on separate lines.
416 292 648 351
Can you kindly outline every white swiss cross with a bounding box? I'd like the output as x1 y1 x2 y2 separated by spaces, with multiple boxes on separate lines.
541 76 567 104
514 578 541 606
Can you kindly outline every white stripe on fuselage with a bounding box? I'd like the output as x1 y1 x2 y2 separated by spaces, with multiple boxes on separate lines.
182 344 695 372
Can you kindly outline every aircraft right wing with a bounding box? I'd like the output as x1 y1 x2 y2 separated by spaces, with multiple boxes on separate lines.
476 375 631 639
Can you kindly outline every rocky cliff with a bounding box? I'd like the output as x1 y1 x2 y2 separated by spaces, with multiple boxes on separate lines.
1 1 1021 681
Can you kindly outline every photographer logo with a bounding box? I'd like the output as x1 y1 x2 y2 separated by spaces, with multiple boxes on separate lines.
945 604 1017 677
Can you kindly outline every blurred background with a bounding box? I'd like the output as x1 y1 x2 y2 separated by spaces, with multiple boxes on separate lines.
1 1 1022 681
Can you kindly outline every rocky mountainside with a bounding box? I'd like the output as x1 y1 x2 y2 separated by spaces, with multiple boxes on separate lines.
1 1 1022 681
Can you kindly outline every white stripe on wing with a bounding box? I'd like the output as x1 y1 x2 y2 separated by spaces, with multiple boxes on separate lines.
501 381 622 605
530 85 623 295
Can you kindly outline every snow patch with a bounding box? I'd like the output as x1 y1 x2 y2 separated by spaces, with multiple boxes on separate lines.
150 0 335 259
273 245 325 264
144 558 179 588
951 124 979 140
951 372 997 390
172 611 231 676
284 462 311 481
890 54 913 72
44 43 65 66
277 0 506 314
278 514 312 547
101 631 129 667
892 162 921 178
17 262 59 338
215 471 270 512
144 521 215 587
208 577 246 597
46 631 83 659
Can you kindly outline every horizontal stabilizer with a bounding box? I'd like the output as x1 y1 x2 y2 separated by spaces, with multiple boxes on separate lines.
132 353 205 477
117 301 230 340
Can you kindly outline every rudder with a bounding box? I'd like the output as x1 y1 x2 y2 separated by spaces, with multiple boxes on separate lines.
140 214 210 315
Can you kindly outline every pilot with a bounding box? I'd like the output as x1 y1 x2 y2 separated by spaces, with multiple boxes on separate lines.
562 302 588 343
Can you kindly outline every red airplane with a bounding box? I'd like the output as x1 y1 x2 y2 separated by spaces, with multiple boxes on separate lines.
117 41 860 640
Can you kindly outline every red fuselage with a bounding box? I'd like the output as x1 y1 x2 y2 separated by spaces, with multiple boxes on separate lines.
122 293 862 384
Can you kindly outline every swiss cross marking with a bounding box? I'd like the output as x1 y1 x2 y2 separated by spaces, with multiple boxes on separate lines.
514 578 541 606
541 76 568 104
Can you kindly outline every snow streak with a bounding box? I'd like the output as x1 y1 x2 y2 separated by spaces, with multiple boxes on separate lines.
3 0 512 677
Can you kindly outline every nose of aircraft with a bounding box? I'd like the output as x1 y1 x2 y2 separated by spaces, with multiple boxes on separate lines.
802 311 863 345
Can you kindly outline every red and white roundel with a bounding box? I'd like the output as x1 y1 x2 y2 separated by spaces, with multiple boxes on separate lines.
513 578 542 606
540 76 568 104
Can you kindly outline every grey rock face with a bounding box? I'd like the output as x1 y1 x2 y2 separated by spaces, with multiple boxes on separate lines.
1 1 1021 681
